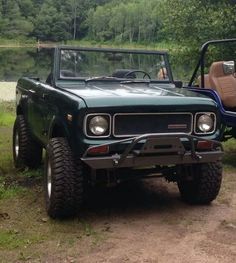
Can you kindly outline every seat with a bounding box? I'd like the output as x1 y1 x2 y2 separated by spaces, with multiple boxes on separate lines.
208 61 236 108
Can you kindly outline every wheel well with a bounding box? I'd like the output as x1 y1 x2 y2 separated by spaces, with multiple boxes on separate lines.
16 105 23 115
51 124 66 138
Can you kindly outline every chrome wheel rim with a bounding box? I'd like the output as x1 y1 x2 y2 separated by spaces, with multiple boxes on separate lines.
15 132 19 158
47 161 52 198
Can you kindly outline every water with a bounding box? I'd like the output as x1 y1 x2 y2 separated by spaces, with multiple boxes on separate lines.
0 44 235 83
0 47 53 82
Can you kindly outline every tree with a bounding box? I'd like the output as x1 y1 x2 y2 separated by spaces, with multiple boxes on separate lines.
0 0 33 38
0 0 235 44
33 2 71 41
17 0 35 18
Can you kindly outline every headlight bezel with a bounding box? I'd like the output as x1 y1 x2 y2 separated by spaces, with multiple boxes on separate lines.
194 112 216 135
84 113 111 138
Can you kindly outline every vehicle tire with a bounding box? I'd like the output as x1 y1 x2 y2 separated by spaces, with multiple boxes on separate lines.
44 137 83 218
177 161 222 204
13 115 42 169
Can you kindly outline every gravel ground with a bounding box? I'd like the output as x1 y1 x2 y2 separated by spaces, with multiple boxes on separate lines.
0 82 16 101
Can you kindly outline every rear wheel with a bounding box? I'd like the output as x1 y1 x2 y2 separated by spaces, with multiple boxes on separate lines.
13 115 42 169
177 161 222 204
44 137 84 218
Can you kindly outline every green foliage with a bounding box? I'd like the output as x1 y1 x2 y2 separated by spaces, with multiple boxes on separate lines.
0 111 14 126
86 1 161 43
0 184 26 200
0 0 34 38
0 100 15 126
0 101 15 174
158 0 236 45
0 0 235 44
0 228 44 250
33 3 71 41
86 0 236 46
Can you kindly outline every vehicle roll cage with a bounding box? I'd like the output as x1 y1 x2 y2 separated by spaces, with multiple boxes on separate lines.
188 38 236 88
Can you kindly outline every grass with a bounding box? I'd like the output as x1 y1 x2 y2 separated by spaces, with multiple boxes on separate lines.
0 229 42 250
0 184 26 200
0 101 15 174
66 39 187 52
222 139 236 171
0 100 15 125
0 37 36 47
0 38 187 52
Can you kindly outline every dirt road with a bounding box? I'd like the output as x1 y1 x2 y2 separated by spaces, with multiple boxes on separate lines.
1 171 236 263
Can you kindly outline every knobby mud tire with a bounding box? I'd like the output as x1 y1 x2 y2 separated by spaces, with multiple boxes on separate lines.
13 115 42 169
44 137 83 218
177 161 222 204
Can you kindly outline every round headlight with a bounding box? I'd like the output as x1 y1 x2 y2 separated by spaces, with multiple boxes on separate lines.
89 116 109 135
197 114 214 132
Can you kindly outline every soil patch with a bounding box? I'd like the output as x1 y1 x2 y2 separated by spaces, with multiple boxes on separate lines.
0 173 236 263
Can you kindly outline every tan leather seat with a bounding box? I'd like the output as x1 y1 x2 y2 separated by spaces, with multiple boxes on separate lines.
208 61 236 108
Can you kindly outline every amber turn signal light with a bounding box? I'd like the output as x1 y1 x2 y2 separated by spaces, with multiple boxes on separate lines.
196 140 213 150
87 145 109 155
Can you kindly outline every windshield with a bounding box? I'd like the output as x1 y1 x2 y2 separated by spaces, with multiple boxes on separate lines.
59 48 171 81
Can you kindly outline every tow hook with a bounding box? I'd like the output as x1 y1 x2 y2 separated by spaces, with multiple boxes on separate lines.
192 153 202 161
112 154 120 166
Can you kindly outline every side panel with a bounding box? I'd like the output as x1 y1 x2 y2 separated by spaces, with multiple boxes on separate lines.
17 78 86 147
16 78 44 141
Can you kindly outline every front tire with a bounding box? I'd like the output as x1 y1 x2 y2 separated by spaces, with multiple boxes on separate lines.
177 161 222 204
44 137 83 218
13 115 42 169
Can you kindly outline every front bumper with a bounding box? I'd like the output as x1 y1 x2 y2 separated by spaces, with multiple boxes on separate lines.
81 133 223 169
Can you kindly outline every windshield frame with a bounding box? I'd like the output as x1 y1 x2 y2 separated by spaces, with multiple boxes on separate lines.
53 46 174 85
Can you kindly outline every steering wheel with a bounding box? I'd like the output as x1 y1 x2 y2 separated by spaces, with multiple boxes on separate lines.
124 70 151 79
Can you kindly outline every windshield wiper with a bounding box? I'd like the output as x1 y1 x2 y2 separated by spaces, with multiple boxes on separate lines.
85 76 119 82
120 80 150 84
85 76 151 84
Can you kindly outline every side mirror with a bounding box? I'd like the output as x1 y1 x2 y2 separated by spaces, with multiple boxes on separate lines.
223 61 235 75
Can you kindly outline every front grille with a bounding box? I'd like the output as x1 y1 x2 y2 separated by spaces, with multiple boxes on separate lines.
113 113 193 137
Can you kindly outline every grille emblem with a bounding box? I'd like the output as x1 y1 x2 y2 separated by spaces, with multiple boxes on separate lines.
168 124 187 129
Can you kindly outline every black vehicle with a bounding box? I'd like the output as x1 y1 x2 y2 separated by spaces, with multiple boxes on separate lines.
13 46 223 218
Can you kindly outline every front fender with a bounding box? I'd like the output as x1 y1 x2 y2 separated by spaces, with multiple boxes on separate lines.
188 87 236 128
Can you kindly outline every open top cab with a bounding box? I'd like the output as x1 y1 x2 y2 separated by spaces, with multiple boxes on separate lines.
188 38 236 140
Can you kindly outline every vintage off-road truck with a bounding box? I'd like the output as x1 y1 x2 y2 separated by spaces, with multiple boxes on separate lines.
13 46 223 218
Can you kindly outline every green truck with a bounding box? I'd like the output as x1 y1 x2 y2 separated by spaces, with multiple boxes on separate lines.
13 46 223 218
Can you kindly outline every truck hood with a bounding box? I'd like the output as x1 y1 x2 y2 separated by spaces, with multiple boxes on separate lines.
58 82 216 108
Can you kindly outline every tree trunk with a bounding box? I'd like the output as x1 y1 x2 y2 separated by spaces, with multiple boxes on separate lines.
73 7 77 40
